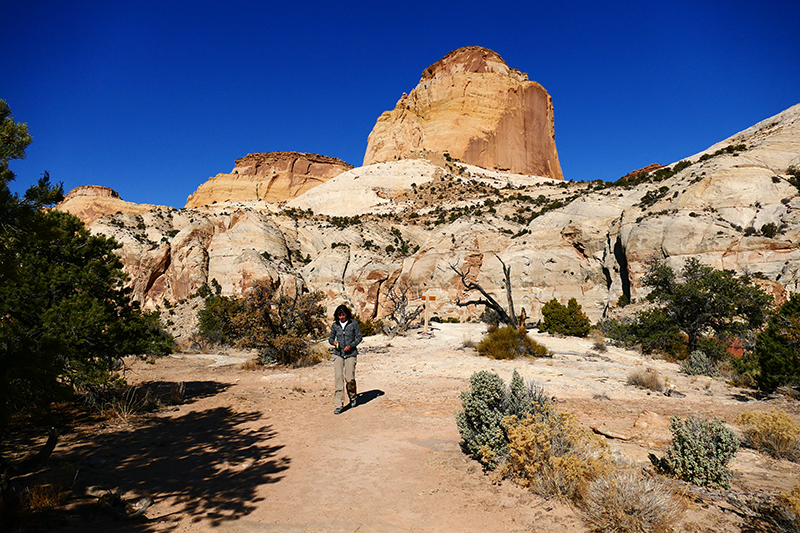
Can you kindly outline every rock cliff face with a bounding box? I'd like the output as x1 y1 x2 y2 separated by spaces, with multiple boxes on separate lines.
185 151 352 208
363 46 563 180
86 103 800 333
55 185 171 226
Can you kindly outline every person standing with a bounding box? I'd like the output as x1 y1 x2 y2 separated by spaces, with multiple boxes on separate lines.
328 304 362 414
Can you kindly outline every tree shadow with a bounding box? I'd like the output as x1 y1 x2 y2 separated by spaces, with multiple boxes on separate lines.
28 381 289 531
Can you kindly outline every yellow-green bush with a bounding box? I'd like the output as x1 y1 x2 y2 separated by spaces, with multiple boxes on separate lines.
737 408 800 462
781 483 800 520
499 410 613 502
476 325 551 359
581 472 684 533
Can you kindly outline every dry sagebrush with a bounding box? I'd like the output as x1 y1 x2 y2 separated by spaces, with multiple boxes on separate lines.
737 408 800 462
627 367 665 392
498 409 613 502
581 472 684 533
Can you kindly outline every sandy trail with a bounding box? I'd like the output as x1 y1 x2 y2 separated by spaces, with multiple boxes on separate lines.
39 323 800 532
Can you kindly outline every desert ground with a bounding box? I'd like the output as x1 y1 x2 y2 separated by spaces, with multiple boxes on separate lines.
18 323 800 532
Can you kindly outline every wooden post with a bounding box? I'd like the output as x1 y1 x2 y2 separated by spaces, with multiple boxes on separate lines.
422 294 436 333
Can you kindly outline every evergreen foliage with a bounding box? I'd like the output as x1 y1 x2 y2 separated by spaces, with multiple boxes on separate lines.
755 294 800 392
539 297 592 337
197 295 244 345
0 100 173 448
642 258 772 354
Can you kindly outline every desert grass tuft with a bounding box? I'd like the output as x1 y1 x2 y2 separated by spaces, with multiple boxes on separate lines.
590 329 607 352
581 472 684 533
627 367 664 392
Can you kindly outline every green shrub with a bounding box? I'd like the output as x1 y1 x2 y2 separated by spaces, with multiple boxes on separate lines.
650 415 739 488
539 297 592 337
476 325 551 359
788 165 800 190
736 409 800 462
761 222 779 238
581 472 684 533
197 295 245 345
680 350 720 376
355 315 383 337
455 370 550 469
455 371 508 469
755 294 800 392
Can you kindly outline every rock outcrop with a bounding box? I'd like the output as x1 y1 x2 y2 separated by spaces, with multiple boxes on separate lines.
88 103 800 327
55 185 171 226
363 46 563 180
185 151 352 208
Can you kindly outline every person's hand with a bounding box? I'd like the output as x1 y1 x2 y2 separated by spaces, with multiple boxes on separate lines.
344 345 351 353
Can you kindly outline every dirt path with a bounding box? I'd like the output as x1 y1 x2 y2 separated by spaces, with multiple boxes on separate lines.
39 324 800 532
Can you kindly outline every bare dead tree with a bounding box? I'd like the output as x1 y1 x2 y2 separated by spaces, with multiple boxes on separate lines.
382 278 423 337
449 254 518 327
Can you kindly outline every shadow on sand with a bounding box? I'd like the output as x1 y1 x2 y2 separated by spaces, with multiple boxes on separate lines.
31 380 289 532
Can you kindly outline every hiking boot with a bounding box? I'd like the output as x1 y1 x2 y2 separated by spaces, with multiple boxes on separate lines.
334 407 343 415
350 397 357 408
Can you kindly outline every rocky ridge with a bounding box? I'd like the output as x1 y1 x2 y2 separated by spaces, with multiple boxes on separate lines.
185 151 352 208
55 185 171 226
363 46 564 180
76 103 800 349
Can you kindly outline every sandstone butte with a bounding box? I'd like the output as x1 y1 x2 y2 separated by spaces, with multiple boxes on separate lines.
55 185 170 226
363 46 564 181
184 151 352 208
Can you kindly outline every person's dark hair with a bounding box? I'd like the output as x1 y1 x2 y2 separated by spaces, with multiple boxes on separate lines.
333 304 352 322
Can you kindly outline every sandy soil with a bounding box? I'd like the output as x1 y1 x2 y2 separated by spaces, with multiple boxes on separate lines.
21 323 800 532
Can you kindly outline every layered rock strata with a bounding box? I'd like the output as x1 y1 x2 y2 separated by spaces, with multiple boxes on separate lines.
185 151 352 208
55 185 171 226
364 46 564 180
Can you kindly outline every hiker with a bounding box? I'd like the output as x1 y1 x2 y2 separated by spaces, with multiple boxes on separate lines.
328 304 362 414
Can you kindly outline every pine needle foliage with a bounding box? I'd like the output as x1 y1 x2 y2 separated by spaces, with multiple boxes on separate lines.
755 293 800 392
539 298 592 337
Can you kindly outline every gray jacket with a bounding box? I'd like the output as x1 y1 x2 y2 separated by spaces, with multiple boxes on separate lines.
328 319 362 358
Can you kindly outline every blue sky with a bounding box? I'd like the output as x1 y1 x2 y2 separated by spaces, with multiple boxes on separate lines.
3 0 798 208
